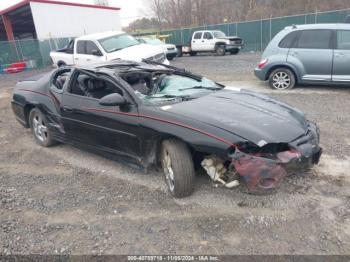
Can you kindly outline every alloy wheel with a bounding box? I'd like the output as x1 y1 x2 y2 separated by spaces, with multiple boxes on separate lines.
32 113 48 142
272 71 291 90
163 150 175 192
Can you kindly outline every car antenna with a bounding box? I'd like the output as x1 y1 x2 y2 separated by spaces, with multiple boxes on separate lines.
292 24 297 29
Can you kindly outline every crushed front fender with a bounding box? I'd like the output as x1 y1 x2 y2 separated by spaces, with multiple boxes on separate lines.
231 146 322 194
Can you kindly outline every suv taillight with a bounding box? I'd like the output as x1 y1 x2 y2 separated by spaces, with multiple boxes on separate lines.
258 59 268 69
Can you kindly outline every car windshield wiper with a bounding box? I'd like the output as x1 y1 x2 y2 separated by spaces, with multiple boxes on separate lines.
149 94 193 101
179 86 222 91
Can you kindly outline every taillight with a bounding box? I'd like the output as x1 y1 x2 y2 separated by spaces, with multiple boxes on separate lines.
258 59 268 69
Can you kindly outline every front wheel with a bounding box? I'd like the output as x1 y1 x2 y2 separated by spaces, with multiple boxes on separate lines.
268 68 296 90
177 47 183 57
189 51 197 56
29 108 56 147
161 139 195 198
230 48 239 55
216 45 226 56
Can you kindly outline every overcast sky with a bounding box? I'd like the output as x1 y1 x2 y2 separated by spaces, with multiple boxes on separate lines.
0 0 148 27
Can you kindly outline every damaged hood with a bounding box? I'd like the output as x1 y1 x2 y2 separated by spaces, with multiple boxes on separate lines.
166 88 308 146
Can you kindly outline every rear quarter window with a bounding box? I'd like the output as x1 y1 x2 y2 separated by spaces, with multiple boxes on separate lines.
278 31 298 48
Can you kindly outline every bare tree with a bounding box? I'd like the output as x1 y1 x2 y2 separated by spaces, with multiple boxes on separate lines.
144 0 350 31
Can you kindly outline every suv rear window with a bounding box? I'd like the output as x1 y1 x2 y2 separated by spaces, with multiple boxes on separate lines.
278 31 298 48
297 30 332 49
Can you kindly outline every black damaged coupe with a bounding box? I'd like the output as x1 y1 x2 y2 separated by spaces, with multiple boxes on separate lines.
11 60 322 197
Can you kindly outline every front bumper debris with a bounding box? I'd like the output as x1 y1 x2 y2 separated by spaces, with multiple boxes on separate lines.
231 147 321 193
231 123 322 193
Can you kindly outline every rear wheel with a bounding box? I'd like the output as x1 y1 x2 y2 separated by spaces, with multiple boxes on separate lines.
177 47 183 57
57 61 66 67
29 108 56 147
216 45 226 56
230 48 239 55
189 51 197 56
161 139 195 198
269 68 296 90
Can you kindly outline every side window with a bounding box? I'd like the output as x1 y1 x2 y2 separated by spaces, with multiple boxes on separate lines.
337 30 350 50
65 40 74 54
86 41 101 55
203 32 213 40
52 69 71 91
193 32 202 40
297 30 332 49
76 41 86 54
69 71 123 99
278 31 298 48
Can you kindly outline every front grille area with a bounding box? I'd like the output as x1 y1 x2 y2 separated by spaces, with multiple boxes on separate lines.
167 47 175 51
231 40 242 45
147 53 166 63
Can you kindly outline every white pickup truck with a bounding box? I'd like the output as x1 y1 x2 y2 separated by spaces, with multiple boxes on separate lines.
177 30 244 56
50 31 169 67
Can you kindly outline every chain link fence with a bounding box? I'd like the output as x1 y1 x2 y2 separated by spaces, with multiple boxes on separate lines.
136 8 350 51
1 8 349 72
0 37 71 73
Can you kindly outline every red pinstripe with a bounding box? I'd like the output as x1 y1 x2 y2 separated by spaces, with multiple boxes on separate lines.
17 88 235 147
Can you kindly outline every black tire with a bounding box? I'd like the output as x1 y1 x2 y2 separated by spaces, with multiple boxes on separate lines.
230 48 240 55
268 68 296 90
189 51 197 56
161 139 195 198
177 47 183 57
57 61 66 67
29 108 56 147
216 45 226 56
167 56 174 61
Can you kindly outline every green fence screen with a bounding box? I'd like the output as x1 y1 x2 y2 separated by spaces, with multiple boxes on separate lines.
135 8 350 51
0 37 71 72
0 8 349 71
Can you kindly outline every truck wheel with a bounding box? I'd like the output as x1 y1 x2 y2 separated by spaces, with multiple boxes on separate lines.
161 139 195 198
29 108 56 147
57 61 66 67
216 45 226 56
230 49 240 55
269 68 296 90
177 47 183 57
189 51 197 56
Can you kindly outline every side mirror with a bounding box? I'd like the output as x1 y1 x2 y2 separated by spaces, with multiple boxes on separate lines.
99 93 126 106
92 49 103 56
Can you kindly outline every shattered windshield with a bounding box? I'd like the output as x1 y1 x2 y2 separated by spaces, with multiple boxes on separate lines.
134 74 222 106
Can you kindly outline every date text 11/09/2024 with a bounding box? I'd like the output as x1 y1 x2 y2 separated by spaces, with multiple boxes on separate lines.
127 255 219 261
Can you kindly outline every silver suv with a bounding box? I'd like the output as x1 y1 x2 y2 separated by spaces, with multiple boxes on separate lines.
254 24 350 90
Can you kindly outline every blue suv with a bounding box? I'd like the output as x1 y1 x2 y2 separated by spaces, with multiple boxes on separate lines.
255 24 350 89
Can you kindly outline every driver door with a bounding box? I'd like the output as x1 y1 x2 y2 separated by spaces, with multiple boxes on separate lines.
60 69 141 159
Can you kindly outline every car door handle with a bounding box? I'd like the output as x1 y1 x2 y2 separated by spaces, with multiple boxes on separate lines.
62 106 74 113
290 51 298 56
335 53 345 57
86 59 91 61
74 58 79 60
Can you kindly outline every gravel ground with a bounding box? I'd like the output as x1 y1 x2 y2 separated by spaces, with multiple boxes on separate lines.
0 54 349 255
